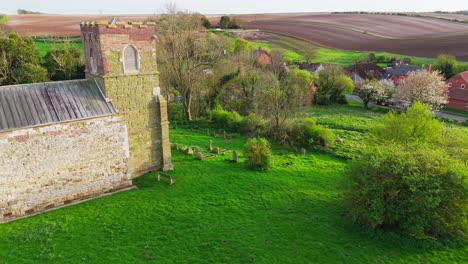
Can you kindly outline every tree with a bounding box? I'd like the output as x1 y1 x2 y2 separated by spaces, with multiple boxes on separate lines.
157 6 229 120
395 69 447 111
44 40 85 81
345 103 467 238
200 16 212 29
314 64 354 105
369 102 443 145
357 79 385 108
219 16 231 29
0 33 48 85
434 54 458 79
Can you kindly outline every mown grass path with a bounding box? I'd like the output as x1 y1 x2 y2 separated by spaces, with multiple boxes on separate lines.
0 106 466 263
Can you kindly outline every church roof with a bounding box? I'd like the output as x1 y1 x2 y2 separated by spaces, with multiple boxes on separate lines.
0 79 117 132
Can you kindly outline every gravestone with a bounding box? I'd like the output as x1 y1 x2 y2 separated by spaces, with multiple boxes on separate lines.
301 148 306 155
186 147 194 155
213 147 220 154
196 152 203 160
209 140 213 151
232 150 238 163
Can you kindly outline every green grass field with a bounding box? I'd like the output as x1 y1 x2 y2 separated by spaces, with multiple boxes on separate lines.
0 15 8 25
33 37 83 58
1 103 466 263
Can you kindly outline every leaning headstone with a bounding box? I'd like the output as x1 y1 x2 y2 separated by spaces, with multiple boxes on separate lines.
223 130 227 140
232 150 238 163
186 147 194 155
196 152 203 160
213 147 220 154
301 148 306 155
209 140 213 151
173 143 179 150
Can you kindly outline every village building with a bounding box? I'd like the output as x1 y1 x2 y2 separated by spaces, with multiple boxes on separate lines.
446 71 468 110
344 62 385 85
384 64 426 85
297 62 325 75
252 48 272 65
0 19 173 222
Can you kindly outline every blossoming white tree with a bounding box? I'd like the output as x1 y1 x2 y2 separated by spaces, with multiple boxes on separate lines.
395 70 448 111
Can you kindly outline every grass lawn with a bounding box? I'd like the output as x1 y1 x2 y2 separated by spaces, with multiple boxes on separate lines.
440 107 468 118
1 103 467 263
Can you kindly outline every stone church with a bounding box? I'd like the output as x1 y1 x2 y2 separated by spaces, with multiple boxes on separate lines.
0 19 172 222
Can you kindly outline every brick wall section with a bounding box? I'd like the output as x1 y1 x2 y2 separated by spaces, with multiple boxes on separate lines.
447 99 468 110
0 116 131 222
81 23 172 177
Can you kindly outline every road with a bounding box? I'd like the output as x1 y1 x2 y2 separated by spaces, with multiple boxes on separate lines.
345 95 468 122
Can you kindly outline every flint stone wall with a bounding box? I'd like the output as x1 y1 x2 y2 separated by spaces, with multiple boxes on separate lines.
0 115 131 222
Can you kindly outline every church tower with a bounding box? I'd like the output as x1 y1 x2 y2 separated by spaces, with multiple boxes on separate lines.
80 19 173 177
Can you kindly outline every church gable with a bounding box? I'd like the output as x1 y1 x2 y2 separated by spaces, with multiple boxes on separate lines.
0 79 116 132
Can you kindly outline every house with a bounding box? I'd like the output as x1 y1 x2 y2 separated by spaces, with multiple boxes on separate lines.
297 62 325 74
446 72 468 110
384 64 426 85
344 62 385 84
0 19 173 222
252 48 272 65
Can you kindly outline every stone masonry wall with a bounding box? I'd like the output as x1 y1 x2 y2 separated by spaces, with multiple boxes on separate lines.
0 116 131 222
98 75 163 176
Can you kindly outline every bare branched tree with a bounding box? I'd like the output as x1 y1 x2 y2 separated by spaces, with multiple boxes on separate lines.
157 5 229 120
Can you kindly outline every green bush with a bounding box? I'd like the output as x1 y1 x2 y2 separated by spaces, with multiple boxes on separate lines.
240 113 267 136
167 103 184 122
345 144 467 238
209 106 242 132
243 137 272 171
289 118 334 147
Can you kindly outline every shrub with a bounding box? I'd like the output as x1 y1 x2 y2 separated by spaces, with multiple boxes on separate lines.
240 113 267 136
208 105 242 132
345 144 467 238
167 102 184 122
243 137 272 171
289 118 334 147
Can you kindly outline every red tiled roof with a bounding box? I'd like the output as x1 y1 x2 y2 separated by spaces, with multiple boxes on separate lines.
449 88 468 102
451 71 468 82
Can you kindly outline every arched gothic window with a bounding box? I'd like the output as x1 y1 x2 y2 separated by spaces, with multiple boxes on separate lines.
123 45 139 72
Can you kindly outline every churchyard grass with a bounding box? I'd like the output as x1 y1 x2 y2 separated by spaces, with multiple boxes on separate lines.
0 103 466 263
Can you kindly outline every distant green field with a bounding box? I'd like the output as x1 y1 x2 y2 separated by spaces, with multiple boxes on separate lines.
33 37 83 58
0 15 8 25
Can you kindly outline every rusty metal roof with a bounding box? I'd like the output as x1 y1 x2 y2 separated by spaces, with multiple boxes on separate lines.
0 79 117 132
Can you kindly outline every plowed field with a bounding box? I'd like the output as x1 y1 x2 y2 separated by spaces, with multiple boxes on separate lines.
244 14 468 60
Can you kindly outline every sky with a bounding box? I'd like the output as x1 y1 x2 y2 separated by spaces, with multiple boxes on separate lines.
1 0 467 15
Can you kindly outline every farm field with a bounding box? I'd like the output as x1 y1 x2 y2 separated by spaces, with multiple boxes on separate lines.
228 31 468 69
0 102 467 263
244 13 468 60
6 14 152 36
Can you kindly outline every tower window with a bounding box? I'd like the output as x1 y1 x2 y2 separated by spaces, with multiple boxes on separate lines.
123 45 139 72
90 48 97 74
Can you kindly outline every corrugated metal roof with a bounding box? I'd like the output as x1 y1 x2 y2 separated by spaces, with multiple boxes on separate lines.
0 79 117 132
